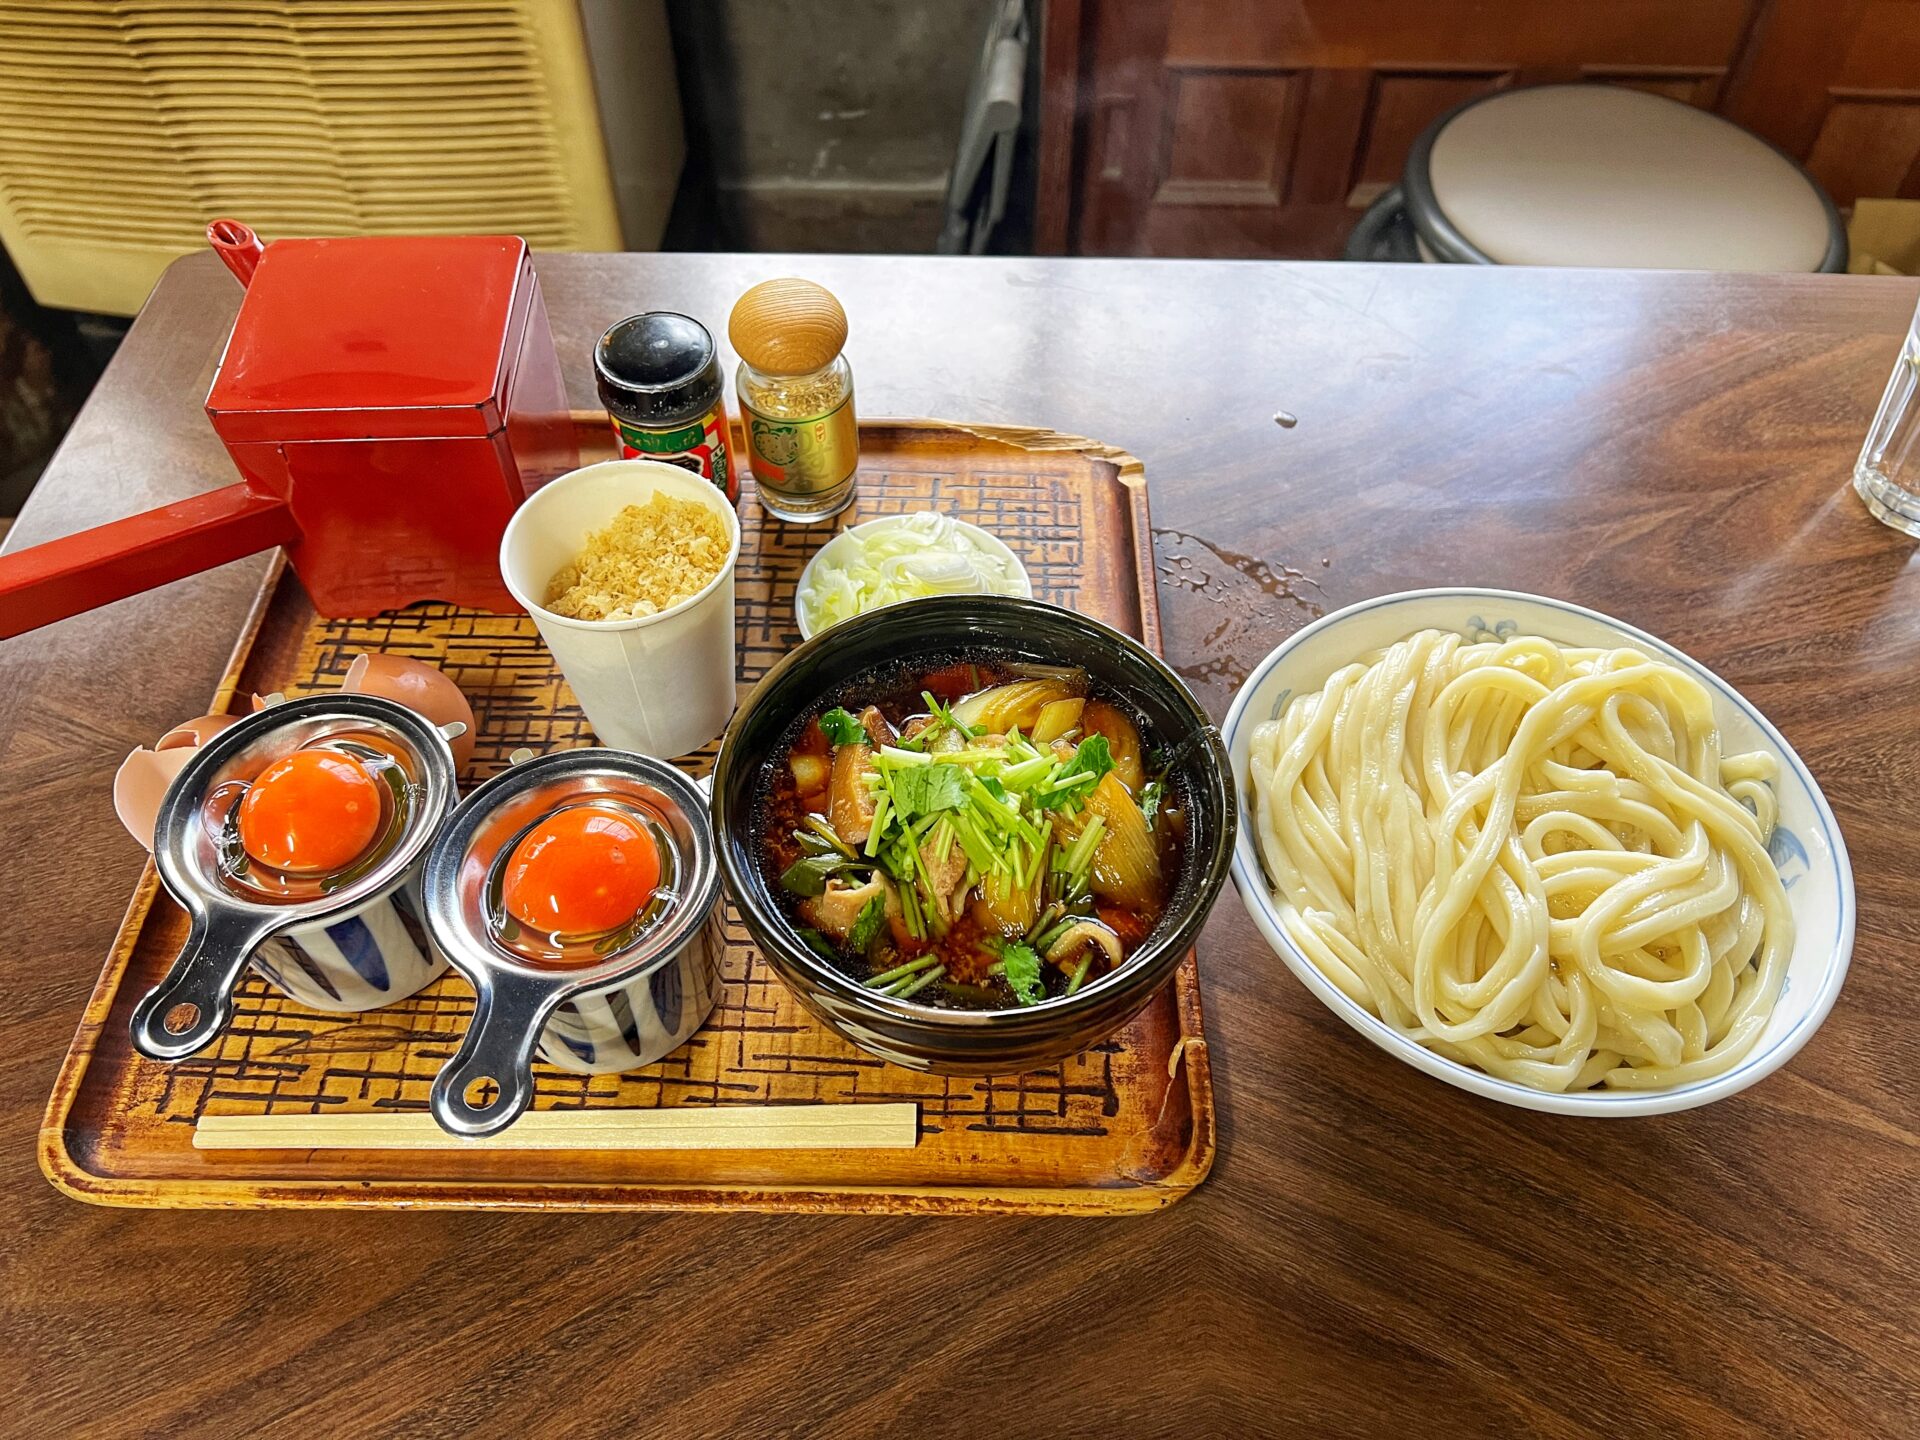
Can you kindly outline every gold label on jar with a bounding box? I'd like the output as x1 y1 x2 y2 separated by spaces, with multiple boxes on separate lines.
740 395 858 495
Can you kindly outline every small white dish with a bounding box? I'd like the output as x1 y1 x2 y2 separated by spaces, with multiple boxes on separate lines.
1219 588 1854 1117
794 510 1031 640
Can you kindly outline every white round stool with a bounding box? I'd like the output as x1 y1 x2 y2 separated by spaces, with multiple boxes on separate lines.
1349 85 1846 272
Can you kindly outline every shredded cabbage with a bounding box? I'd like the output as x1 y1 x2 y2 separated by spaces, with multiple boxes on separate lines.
797 512 1026 633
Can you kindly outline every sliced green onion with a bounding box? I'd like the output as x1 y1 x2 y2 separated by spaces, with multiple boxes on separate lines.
864 794 892 856
1028 900 1063 944
947 810 998 874
877 745 932 768
865 953 939 988
1025 821 1054 888
1034 918 1074 954
1063 816 1105 882
889 964 946 1000
1065 954 1094 995
1037 770 1099 800
998 755 1053 791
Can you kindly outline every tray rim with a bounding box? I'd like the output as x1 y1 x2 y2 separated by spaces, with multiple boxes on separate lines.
40 417 1215 1216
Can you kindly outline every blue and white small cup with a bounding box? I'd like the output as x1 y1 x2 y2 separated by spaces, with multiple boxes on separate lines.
249 877 447 1013
129 694 462 1063
537 906 724 1073
423 751 723 1138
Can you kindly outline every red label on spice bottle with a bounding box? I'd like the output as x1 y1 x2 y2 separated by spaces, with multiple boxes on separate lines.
610 404 737 502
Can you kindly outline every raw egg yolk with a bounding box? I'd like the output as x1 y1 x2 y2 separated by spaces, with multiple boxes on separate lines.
501 804 660 936
238 750 383 873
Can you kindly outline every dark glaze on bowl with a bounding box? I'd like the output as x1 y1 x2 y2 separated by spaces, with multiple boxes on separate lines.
711 595 1234 1075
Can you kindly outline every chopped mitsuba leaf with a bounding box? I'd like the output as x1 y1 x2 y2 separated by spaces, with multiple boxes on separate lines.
889 762 969 819
1057 734 1114 786
819 707 868 747
848 894 887 952
998 942 1045 1006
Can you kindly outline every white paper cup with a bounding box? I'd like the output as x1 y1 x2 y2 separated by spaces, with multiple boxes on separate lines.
501 460 740 758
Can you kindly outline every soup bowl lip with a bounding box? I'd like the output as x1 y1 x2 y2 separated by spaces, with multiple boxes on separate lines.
711 593 1235 1034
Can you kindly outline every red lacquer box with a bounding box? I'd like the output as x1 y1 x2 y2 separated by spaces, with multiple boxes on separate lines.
0 223 576 637
204 230 576 615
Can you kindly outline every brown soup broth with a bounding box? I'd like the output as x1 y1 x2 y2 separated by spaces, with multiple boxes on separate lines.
755 652 1189 1011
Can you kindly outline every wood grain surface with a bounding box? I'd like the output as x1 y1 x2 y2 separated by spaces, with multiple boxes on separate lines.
2 252 1917 1438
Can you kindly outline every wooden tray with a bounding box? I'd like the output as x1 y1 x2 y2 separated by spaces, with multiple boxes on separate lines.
41 417 1214 1215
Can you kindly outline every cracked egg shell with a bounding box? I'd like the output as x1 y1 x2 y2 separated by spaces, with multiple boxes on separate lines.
341 654 476 769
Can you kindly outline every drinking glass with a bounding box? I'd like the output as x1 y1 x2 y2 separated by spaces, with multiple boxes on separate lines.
1854 296 1920 537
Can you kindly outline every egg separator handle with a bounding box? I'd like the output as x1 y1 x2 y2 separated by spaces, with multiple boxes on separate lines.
129 906 279 1061
430 968 569 1139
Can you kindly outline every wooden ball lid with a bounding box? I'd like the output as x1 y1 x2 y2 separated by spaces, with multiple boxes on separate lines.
728 278 847 375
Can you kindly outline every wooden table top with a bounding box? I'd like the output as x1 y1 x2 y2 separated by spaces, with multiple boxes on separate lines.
3 252 1916 1437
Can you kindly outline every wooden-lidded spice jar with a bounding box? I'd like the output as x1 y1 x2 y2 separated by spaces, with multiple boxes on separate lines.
728 278 859 522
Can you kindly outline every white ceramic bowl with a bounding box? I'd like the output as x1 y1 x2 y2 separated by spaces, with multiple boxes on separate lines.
793 511 1031 640
1220 588 1854 1116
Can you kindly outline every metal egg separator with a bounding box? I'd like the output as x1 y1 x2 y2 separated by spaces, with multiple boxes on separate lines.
129 693 461 1061
422 750 722 1139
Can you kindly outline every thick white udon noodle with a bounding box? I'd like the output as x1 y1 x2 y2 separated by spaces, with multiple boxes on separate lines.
1248 630 1792 1092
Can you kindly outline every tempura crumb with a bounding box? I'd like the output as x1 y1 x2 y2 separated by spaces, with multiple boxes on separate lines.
543 494 728 622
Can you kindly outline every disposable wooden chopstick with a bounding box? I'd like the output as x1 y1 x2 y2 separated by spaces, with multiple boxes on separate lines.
194 1102 919 1152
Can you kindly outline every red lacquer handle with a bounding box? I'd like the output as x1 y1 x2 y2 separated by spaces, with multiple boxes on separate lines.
0 484 299 640
208 219 264 287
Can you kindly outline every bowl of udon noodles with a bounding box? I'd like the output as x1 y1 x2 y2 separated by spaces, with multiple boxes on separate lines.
711 594 1234 1074
1221 588 1852 1116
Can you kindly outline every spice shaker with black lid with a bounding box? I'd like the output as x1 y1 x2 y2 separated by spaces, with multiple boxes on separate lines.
594 311 736 502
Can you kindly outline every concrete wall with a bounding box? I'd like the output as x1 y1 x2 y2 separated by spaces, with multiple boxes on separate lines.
666 0 997 252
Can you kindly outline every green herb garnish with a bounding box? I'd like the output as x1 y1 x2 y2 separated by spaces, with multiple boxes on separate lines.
890 964 947 1000
998 942 1045 1006
847 894 887 952
1138 779 1166 828
889 762 969 820
797 927 842 963
819 707 867 747
779 854 859 897
865 952 939 988
1065 953 1094 995
1058 734 1114 785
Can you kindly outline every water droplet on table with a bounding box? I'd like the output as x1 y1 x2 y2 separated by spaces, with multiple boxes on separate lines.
1150 528 1326 709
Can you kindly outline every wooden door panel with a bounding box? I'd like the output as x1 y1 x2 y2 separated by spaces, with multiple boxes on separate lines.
1806 98 1920 202
1582 67 1726 108
1061 0 1767 258
1047 0 1920 258
1723 0 1920 208
1353 71 1512 193
1164 0 1754 70
1158 68 1303 206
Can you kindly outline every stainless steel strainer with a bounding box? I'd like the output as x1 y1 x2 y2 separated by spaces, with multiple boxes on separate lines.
421 750 722 1138
128 693 459 1061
